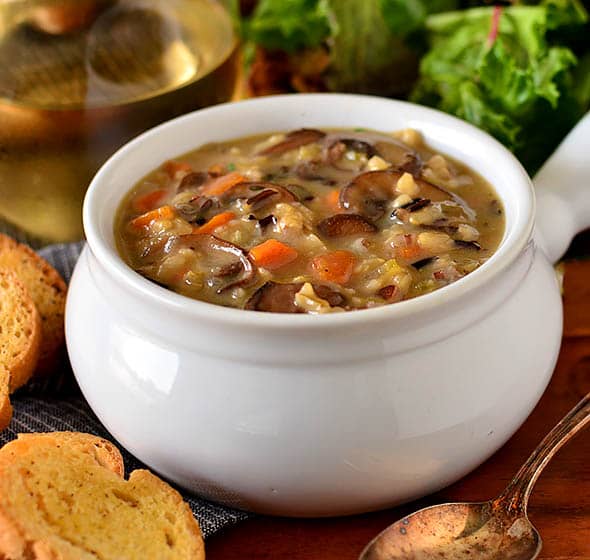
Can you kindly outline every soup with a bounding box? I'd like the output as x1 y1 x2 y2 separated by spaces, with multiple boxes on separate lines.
115 128 505 313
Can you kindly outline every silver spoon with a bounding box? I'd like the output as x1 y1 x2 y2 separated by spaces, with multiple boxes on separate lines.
360 392 590 560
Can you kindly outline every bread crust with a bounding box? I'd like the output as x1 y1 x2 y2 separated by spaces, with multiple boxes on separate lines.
0 365 12 432
0 432 205 560
0 234 67 377
0 270 42 392
10 432 125 476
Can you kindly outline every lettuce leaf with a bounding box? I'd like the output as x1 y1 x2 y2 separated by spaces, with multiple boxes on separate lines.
245 0 331 52
412 0 588 172
245 0 458 95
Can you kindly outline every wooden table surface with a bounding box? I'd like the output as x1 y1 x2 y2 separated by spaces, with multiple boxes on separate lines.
207 258 590 560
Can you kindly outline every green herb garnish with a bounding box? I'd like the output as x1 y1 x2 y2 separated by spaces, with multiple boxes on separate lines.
411 0 589 172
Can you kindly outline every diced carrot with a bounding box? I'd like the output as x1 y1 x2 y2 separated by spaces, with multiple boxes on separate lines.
193 211 236 235
324 189 341 211
132 189 168 213
249 239 299 270
163 160 193 178
130 205 176 228
311 251 356 285
201 172 247 197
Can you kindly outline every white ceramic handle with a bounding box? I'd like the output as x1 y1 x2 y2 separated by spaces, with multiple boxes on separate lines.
534 112 590 263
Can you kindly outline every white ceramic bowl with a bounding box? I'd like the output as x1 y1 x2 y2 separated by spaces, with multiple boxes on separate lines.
66 95 590 516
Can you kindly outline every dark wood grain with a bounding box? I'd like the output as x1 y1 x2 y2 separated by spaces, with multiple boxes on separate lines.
207 259 590 560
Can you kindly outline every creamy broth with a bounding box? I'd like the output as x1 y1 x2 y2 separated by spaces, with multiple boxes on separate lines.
115 128 505 313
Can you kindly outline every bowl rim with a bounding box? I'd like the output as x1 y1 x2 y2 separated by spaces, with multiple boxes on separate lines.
83 93 535 330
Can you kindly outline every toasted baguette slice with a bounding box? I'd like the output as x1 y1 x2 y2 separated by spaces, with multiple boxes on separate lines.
0 234 67 376
0 366 12 431
0 270 41 391
0 432 205 560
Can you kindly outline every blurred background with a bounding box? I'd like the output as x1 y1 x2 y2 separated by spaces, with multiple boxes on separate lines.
0 0 239 244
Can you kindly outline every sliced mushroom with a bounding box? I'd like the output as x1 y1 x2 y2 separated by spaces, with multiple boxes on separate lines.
326 139 376 170
245 282 303 313
214 261 244 278
454 240 482 250
167 234 255 293
246 189 278 208
294 162 325 181
222 181 297 211
398 154 422 176
341 170 465 221
259 128 326 156
177 171 208 192
284 183 315 201
375 140 421 174
339 170 399 220
173 195 217 224
317 213 377 237
341 139 376 158
411 179 458 204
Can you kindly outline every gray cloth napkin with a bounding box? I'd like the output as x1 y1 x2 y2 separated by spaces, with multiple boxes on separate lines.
0 241 250 538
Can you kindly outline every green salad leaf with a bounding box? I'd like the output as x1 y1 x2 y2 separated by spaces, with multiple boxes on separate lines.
244 0 589 171
245 0 459 95
245 0 331 52
411 0 589 172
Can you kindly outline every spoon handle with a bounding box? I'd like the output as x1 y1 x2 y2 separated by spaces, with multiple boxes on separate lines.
496 392 590 515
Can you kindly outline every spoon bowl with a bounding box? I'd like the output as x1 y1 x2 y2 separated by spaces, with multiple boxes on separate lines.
360 392 590 560
361 501 540 560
